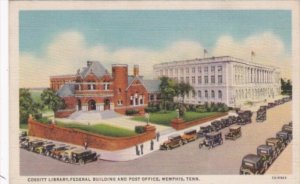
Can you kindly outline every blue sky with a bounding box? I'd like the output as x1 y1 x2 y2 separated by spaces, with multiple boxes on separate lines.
20 10 291 55
20 10 292 88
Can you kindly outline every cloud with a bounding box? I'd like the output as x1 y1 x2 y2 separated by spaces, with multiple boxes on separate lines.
20 31 291 88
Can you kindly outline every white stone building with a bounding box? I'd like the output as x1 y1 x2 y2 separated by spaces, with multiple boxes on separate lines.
153 56 281 107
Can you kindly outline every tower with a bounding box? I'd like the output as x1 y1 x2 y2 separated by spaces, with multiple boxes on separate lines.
112 64 128 107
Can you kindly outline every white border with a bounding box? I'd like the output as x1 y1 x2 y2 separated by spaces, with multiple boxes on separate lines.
1 0 9 184
9 1 300 184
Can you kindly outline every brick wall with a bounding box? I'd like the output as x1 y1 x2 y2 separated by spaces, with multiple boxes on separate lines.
171 112 228 130
28 117 156 151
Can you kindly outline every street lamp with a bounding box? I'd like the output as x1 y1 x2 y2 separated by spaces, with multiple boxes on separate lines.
145 113 150 126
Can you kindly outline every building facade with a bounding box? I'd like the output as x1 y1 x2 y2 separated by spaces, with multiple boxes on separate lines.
153 56 281 107
50 61 160 117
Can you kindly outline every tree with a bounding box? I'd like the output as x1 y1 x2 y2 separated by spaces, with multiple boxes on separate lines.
175 82 195 117
19 88 42 125
281 78 292 96
159 77 177 112
41 88 65 114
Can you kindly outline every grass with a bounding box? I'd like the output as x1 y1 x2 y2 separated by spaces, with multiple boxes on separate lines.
131 111 222 126
56 121 137 137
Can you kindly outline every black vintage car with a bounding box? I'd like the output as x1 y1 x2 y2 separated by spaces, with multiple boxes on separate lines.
266 138 285 158
240 154 268 175
69 149 99 165
28 140 45 152
237 110 252 125
276 131 291 145
211 121 223 131
199 132 223 149
267 102 275 109
228 116 237 125
221 118 230 128
257 145 275 166
197 125 215 138
282 124 292 140
256 107 266 122
160 134 184 150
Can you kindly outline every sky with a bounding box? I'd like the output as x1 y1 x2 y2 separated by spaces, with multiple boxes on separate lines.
20 10 292 88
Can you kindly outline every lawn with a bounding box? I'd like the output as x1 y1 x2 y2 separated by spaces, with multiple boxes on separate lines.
131 111 222 126
56 121 137 137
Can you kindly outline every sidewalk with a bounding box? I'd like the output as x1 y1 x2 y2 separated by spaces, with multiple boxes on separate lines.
28 112 235 162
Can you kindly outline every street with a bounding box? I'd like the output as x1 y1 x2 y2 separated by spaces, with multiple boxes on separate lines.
20 102 292 175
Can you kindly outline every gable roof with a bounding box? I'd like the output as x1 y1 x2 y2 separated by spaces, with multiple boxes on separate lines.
79 61 109 79
143 79 160 93
57 84 75 97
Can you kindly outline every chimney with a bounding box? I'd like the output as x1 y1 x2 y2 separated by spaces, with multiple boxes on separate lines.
133 65 139 76
87 61 92 67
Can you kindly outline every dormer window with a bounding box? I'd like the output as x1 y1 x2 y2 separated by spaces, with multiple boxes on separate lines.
103 83 110 90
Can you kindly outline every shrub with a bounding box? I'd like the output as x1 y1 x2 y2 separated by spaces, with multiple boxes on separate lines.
135 126 145 134
125 109 139 115
37 117 51 124
145 106 159 113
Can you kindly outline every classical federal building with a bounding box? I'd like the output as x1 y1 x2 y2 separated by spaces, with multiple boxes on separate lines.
153 56 281 107
50 61 160 118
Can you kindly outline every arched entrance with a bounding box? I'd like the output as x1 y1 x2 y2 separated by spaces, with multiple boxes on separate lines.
77 99 82 111
88 99 96 111
104 99 110 110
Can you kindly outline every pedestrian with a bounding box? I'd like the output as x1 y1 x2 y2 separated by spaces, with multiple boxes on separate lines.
156 132 160 142
84 141 88 150
140 144 144 155
150 139 154 151
135 145 140 156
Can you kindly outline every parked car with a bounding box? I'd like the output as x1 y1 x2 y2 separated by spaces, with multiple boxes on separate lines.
181 129 197 144
34 142 55 155
28 140 45 152
256 108 266 122
266 138 285 157
61 147 79 162
225 125 241 140
211 121 223 131
288 121 292 127
221 118 231 127
62 149 98 165
257 145 275 166
276 131 291 145
160 134 184 150
199 132 223 149
197 125 215 138
49 144 69 159
240 154 268 175
282 124 292 140
267 102 275 109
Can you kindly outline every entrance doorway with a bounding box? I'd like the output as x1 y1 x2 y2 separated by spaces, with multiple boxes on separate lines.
77 99 82 111
88 99 96 111
104 99 110 110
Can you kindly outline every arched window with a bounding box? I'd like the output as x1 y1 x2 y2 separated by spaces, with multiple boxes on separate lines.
218 90 222 99
211 90 215 98
205 90 208 98
198 90 201 98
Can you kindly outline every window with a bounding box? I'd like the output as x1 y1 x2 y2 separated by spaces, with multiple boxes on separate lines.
192 76 195 84
103 83 110 90
117 99 123 105
198 76 202 84
118 88 122 93
150 94 154 101
192 67 195 73
180 68 184 74
204 66 208 72
192 91 196 98
205 90 208 98
218 90 222 99
198 90 202 98
175 69 178 74
211 66 215 72
211 90 215 98
186 68 189 74
180 77 184 82
130 95 133 105
218 75 223 84
211 76 215 84
198 67 202 73
204 76 208 84
186 77 190 83
169 69 173 76
218 66 222 72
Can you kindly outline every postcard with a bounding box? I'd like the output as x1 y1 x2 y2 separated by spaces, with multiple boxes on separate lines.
9 0 300 184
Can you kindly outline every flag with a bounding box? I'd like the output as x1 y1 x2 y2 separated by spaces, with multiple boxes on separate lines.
251 51 255 57
204 49 208 54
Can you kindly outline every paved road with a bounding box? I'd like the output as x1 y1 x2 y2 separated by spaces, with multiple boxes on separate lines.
20 102 292 175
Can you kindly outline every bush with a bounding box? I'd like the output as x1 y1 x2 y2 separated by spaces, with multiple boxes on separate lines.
145 106 159 113
125 109 139 115
37 117 51 124
135 126 145 134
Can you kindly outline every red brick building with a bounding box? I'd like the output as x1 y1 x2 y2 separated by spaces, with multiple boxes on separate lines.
50 61 160 118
